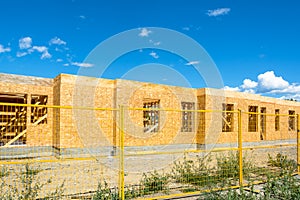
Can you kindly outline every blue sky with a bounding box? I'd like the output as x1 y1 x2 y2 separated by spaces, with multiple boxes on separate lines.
0 0 300 100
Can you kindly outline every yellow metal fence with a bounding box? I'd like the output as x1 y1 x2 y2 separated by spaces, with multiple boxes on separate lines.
0 102 299 199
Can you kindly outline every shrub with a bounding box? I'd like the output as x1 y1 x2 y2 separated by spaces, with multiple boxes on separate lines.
267 153 297 172
171 154 215 187
0 163 65 200
264 173 300 199
0 166 9 178
92 181 118 200
139 170 169 195
215 152 256 183
202 155 300 200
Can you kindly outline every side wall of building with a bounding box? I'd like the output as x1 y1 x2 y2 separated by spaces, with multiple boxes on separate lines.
204 88 300 145
1 73 300 150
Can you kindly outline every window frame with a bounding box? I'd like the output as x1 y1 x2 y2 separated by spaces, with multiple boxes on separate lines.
143 99 160 133
288 110 296 131
248 106 258 132
181 102 195 132
222 104 234 132
275 109 280 131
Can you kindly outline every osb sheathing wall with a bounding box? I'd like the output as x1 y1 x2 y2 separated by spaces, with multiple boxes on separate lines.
0 74 53 147
53 75 61 149
196 89 206 145
197 88 224 145
54 74 116 149
2 73 300 149
116 79 198 147
204 88 300 145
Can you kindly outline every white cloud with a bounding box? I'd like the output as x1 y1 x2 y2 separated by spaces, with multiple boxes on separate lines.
49 37 66 45
71 62 94 67
185 61 200 66
63 63 70 67
56 58 63 62
139 28 152 37
19 37 32 49
79 15 86 19
226 70 300 100
41 51 51 59
32 46 47 52
241 79 258 89
32 46 51 59
223 86 240 92
0 44 11 53
243 89 256 94
236 71 289 93
207 8 231 17
268 84 300 94
257 71 289 92
16 52 28 57
279 93 300 101
149 51 159 59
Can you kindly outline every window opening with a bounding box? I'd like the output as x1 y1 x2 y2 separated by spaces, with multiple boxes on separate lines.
143 100 160 133
181 102 195 132
248 106 258 132
222 104 234 132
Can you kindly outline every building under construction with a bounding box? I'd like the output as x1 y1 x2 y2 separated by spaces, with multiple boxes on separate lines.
0 73 299 156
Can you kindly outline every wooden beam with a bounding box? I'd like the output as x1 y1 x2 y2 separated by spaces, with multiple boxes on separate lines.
222 115 232 128
1 114 47 148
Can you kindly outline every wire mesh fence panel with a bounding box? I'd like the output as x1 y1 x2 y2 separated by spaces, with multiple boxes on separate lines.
0 103 119 199
120 108 299 199
240 110 298 182
121 108 242 199
1 103 300 199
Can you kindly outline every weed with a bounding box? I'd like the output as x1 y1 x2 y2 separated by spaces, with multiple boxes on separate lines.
92 181 118 200
267 153 297 173
170 155 215 187
0 166 9 178
46 180 65 199
92 171 169 199
139 170 169 195
263 168 300 200
215 152 258 184
202 158 300 200
0 163 65 200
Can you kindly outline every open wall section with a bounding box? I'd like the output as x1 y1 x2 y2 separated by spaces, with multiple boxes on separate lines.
0 73 53 148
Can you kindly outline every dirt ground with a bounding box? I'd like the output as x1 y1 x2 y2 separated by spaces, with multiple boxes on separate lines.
0 145 297 199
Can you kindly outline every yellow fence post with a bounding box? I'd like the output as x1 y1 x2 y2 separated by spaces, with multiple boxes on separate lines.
297 114 300 174
238 109 243 186
119 105 125 200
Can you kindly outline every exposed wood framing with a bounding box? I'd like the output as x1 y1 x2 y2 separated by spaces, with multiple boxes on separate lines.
1 114 47 148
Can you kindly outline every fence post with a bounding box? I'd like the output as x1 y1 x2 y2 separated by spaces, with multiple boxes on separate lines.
297 114 300 174
119 105 125 200
238 109 243 186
